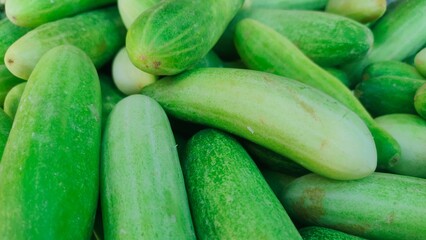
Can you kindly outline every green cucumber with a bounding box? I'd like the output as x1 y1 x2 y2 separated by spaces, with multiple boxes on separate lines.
414 48 426 77
117 0 161 29
101 94 195 239
325 0 386 24
415 83 426 119
261 169 297 199
282 172 426 240
247 0 327 10
5 0 115 27
325 68 351 87
0 108 12 158
354 76 425 117
3 81 25 119
183 129 302 239
141 68 377 180
126 0 243 75
0 64 24 106
99 74 125 130
0 18 31 61
0 45 102 239
5 6 125 80
234 19 399 171
363 61 424 80
299 226 365 240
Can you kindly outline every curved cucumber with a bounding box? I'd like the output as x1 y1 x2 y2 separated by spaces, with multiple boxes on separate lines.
299 226 365 240
5 6 125 80
126 0 243 75
282 172 426 240
141 68 377 180
325 0 386 24
363 60 424 80
3 81 25 119
101 95 195 239
415 48 426 78
0 45 102 239
415 83 426 119
0 108 12 159
183 129 302 239
118 0 161 29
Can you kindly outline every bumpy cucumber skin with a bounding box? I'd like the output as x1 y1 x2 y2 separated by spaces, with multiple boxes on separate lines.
5 0 115 27
5 6 125 80
0 108 12 158
0 45 102 239
283 173 426 240
118 0 161 29
101 95 195 240
183 129 302 239
234 19 398 172
0 18 30 60
299 226 365 240
363 60 424 80
141 68 377 180
414 48 426 78
0 64 24 106
415 83 426 119
3 81 25 119
126 0 243 75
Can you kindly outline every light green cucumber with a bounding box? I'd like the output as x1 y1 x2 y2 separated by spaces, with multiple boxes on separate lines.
325 0 386 24
415 83 426 119
141 68 377 180
283 172 426 240
414 48 426 77
0 45 102 239
0 108 12 159
234 19 399 171
299 226 365 240
126 0 243 75
118 0 161 29
3 81 25 119
101 94 195 239
5 6 125 80
0 18 31 61
363 60 424 80
99 74 125 130
261 169 297 199
183 129 302 239
0 64 24 106
5 0 115 27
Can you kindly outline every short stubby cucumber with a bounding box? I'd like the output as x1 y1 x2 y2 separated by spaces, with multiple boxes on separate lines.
362 60 424 80
5 0 115 27
141 68 377 180
0 45 102 239
3 81 25 119
118 0 161 29
0 108 12 158
325 0 386 24
126 0 243 75
298 226 365 240
415 48 426 78
415 83 426 119
5 6 125 80
101 95 195 239
282 173 426 240
182 129 302 239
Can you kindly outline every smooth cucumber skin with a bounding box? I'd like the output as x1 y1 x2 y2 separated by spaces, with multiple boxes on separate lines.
363 60 424 80
101 95 195 239
0 18 30 60
299 226 365 240
5 6 125 80
5 0 115 27
415 83 426 119
0 108 12 158
118 0 161 29
126 0 243 75
282 173 426 240
0 45 102 239
183 129 302 239
0 64 24 105
141 68 377 180
3 81 25 119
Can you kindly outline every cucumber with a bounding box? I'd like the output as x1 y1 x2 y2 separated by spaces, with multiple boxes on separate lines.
141 68 377 180
0 108 12 159
415 83 426 119
299 226 365 240
0 45 102 239
5 6 125 80
325 0 386 24
183 129 302 239
354 76 424 117
0 64 24 106
247 0 327 10
117 0 161 29
0 18 31 61
234 19 399 171
261 169 297 199
101 94 195 239
282 172 426 240
99 74 125 130
126 0 243 75
414 48 426 77
363 60 424 80
5 0 115 27
3 81 25 119
191 51 224 69
325 68 351 87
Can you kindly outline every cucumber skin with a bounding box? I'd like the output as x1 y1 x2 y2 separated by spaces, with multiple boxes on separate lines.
183 129 302 239
3 81 25 119
0 45 102 239
118 0 161 29
415 48 426 78
0 18 31 60
126 0 243 75
282 173 426 240
5 6 125 80
363 61 424 80
101 95 195 239
415 83 426 119
141 68 377 180
0 108 12 159
249 0 327 10
299 226 365 240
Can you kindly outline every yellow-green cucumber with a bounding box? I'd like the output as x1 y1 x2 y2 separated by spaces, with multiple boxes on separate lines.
299 226 365 240
0 108 12 159
5 0 115 27
363 60 424 80
415 48 426 78
5 6 125 80
415 83 426 119
0 45 102 239
126 0 243 75
234 19 398 171
325 0 386 24
101 94 195 239
282 172 426 240
182 129 302 239
141 68 377 180
0 64 24 106
3 81 25 119
117 0 161 29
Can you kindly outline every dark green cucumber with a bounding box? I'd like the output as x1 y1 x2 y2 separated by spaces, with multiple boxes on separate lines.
118 0 161 29
0 45 102 239
325 0 386 24
126 0 243 75
355 76 425 117
363 61 424 80
282 172 426 240
3 81 25 119
5 6 125 80
183 129 302 239
141 68 377 180
415 83 426 119
299 226 365 240
415 48 426 77
101 95 195 239
0 18 31 61
99 74 125 130
261 169 297 199
0 108 12 159
5 0 115 27
0 64 24 106
234 19 399 171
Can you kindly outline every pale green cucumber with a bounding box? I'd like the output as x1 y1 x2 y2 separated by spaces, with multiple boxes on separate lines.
99 74 125 130
118 0 161 29
325 0 386 24
3 81 25 119
283 172 426 239
234 19 398 170
0 18 31 61
0 45 102 239
101 94 195 239
414 48 426 77
299 226 365 240
5 0 115 27
141 68 377 180
415 83 426 119
5 6 125 80
183 129 302 239
126 0 243 75
363 60 424 80
0 64 24 106
0 108 12 158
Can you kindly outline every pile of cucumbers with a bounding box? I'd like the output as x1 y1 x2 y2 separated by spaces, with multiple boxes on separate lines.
0 0 426 239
